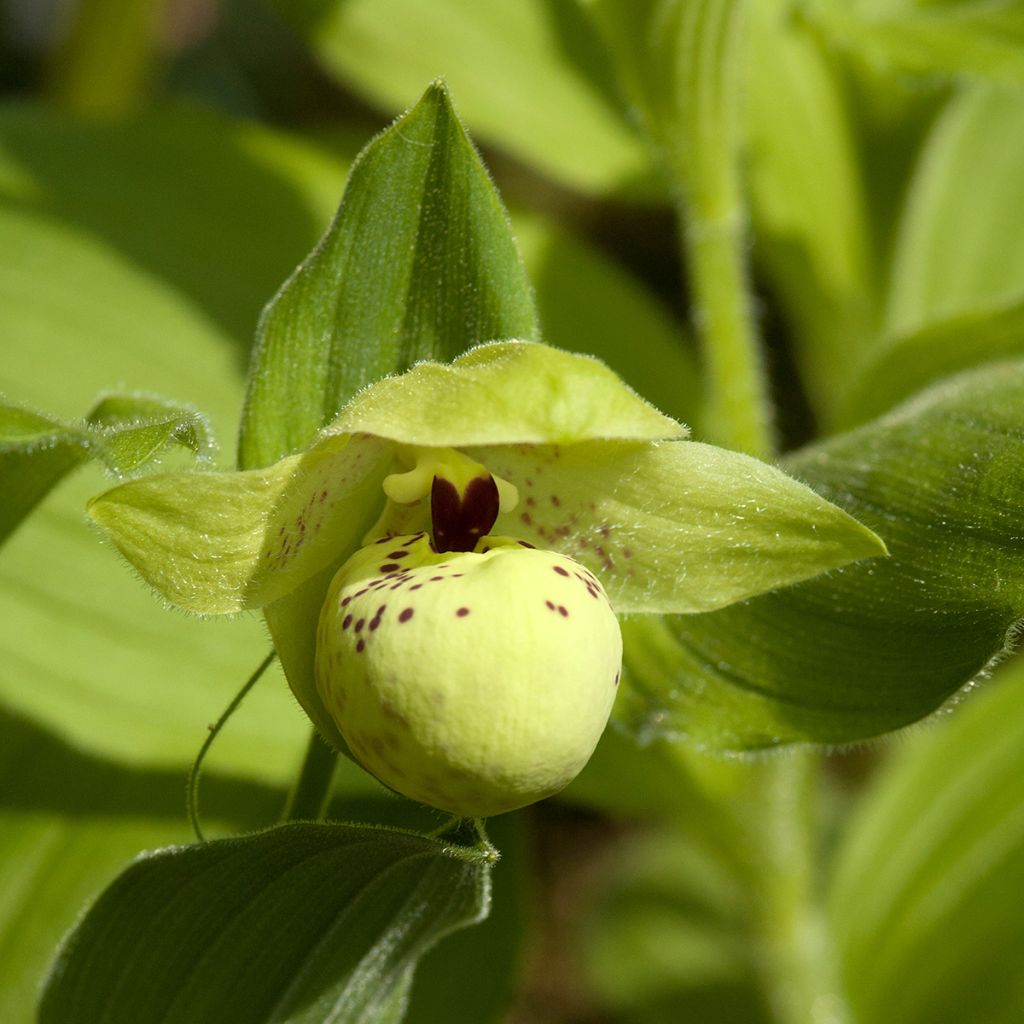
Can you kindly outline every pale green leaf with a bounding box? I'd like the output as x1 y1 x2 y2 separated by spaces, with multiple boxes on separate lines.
39 822 493 1024
617 360 1024 749
329 341 685 448
0 102 345 367
831 657 1024 1024
475 438 885 614
280 0 654 198
842 296 1024 426
812 0 1024 81
745 0 878 421
886 84 1024 335
0 106 346 774
87 434 393 615
238 81 539 470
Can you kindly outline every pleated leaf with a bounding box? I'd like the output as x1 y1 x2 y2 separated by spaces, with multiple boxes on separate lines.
831 657 1024 1023
39 823 492 1024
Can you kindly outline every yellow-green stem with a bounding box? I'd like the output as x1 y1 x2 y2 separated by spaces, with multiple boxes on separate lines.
681 206 774 459
282 729 339 822
48 0 164 114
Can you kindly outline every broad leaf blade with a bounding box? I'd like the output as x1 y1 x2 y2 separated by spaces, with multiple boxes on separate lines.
842 296 1024 426
886 85 1024 336
39 823 492 1024
281 0 653 198
831 657 1024 1024
618 360 1024 749
812 0 1024 80
238 81 539 470
746 0 878 422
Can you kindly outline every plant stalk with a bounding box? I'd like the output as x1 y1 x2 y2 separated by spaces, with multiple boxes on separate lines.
48 0 165 114
282 729 339 822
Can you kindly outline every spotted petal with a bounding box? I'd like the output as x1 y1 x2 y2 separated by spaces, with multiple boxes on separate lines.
87 434 393 614
474 439 887 614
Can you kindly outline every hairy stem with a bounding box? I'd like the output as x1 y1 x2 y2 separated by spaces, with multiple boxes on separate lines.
282 729 339 822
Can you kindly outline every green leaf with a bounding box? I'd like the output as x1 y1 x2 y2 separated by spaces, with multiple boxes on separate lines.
0 705 286 1023
0 402 89 546
0 102 345 367
811 0 1024 81
616 360 1024 749
582 825 772 1023
238 81 540 471
405 813 529 1024
0 393 213 546
830 657 1024 1024
745 0 878 421
0 106 347 775
477 438 885 614
886 85 1024 335
842 296 1024 426
329 341 685 446
88 434 393 615
39 822 493 1024
280 0 654 198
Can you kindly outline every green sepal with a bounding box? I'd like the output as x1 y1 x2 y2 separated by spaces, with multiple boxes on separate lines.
238 81 539 470
87 434 393 614
476 439 886 614
328 341 685 447
617 359 1024 750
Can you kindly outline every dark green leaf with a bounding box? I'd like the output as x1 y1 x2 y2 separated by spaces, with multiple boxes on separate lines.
40 822 493 1024
618 360 1024 749
405 814 529 1024
831 657 1024 1024
238 81 540 471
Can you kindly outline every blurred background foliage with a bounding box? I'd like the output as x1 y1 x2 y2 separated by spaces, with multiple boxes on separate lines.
2 0 1024 1022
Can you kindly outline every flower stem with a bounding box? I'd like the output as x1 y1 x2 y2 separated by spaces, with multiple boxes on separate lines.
187 650 276 843
684 749 852 1024
681 209 774 459
282 729 339 822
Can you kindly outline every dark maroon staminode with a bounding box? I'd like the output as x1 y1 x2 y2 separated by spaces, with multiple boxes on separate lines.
431 474 500 553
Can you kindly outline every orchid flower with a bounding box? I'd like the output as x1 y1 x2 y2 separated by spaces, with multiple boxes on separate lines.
88 341 885 816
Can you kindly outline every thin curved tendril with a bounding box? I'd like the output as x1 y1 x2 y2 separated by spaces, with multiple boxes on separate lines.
187 650 277 843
